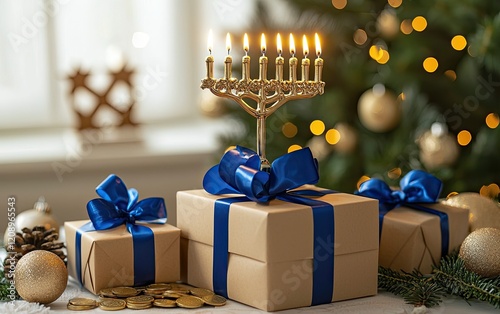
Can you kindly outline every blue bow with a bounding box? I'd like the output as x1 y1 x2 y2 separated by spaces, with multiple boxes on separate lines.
87 174 167 230
203 146 319 202
356 170 449 258
78 174 167 287
356 170 443 212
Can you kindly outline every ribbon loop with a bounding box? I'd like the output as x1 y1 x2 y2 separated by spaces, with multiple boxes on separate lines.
357 170 442 211
203 146 319 202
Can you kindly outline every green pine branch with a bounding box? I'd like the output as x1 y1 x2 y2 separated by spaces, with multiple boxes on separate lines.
379 253 500 309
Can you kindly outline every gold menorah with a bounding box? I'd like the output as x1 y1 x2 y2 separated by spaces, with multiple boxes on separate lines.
201 32 325 170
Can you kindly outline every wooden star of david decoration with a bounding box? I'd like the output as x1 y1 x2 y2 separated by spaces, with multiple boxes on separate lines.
67 64 138 130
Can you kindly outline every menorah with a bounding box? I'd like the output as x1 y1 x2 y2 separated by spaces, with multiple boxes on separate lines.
201 32 325 170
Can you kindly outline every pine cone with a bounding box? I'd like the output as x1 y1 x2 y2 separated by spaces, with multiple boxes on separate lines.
3 225 66 280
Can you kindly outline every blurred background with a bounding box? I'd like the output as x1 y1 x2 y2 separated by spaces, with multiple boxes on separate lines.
1 0 499 235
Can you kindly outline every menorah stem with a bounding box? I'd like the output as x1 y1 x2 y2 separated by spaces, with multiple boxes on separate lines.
256 114 270 171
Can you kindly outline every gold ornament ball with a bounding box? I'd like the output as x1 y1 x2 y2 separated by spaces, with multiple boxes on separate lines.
332 123 358 154
442 192 500 232
459 228 500 278
357 86 401 133
15 250 68 304
417 130 459 169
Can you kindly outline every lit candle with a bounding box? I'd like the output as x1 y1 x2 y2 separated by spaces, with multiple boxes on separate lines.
259 33 268 81
276 33 284 81
206 30 214 79
301 35 310 82
314 33 323 82
289 33 298 83
224 33 232 79
242 33 250 81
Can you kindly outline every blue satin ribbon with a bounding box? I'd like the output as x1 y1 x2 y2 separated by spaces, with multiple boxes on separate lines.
205 146 335 305
75 174 167 287
203 146 319 203
356 170 449 258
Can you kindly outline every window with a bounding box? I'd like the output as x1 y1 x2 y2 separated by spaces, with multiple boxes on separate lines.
0 0 211 131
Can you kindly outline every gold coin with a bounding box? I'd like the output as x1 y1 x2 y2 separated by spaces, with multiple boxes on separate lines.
99 288 115 297
170 283 193 291
163 291 186 299
147 283 171 291
69 297 97 306
190 287 215 297
202 294 227 306
99 299 126 311
176 296 204 309
111 286 138 297
67 303 96 311
126 295 154 304
144 289 165 295
153 299 177 308
126 303 152 309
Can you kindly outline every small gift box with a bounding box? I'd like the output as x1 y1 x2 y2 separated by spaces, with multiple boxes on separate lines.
65 175 180 294
357 170 469 273
177 147 379 311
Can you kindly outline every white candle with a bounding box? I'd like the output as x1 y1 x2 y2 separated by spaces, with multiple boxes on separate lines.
259 33 268 81
242 33 250 81
224 33 232 79
276 33 284 81
314 33 323 82
206 29 214 79
289 33 297 83
301 35 310 82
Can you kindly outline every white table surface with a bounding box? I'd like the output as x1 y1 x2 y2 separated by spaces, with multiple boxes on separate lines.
1 275 498 314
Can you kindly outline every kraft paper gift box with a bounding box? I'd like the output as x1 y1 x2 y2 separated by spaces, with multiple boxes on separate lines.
177 189 379 312
65 220 181 294
378 203 469 273
357 170 470 274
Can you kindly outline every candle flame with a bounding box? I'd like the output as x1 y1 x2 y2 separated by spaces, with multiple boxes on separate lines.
315 33 321 57
226 33 231 54
289 33 295 56
243 33 249 54
208 29 213 54
261 33 266 55
277 33 282 55
302 35 309 57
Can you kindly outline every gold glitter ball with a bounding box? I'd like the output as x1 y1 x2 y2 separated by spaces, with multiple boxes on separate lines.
459 227 500 278
15 250 68 304
443 192 500 232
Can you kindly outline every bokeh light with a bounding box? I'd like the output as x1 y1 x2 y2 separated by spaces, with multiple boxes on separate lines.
310 120 326 135
412 16 427 32
423 57 438 73
288 144 302 153
486 113 499 129
332 0 347 10
282 122 298 138
325 128 341 145
388 0 402 8
400 19 413 35
451 35 467 51
444 70 457 81
457 130 472 146
357 175 371 190
353 29 368 45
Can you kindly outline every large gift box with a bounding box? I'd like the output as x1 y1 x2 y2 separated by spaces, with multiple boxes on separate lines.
357 170 469 273
65 220 180 294
65 174 181 294
177 188 379 311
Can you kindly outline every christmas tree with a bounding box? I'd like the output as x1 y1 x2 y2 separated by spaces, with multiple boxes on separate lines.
207 0 500 196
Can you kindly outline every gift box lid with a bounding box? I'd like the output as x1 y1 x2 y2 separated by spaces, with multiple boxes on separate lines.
177 189 379 264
